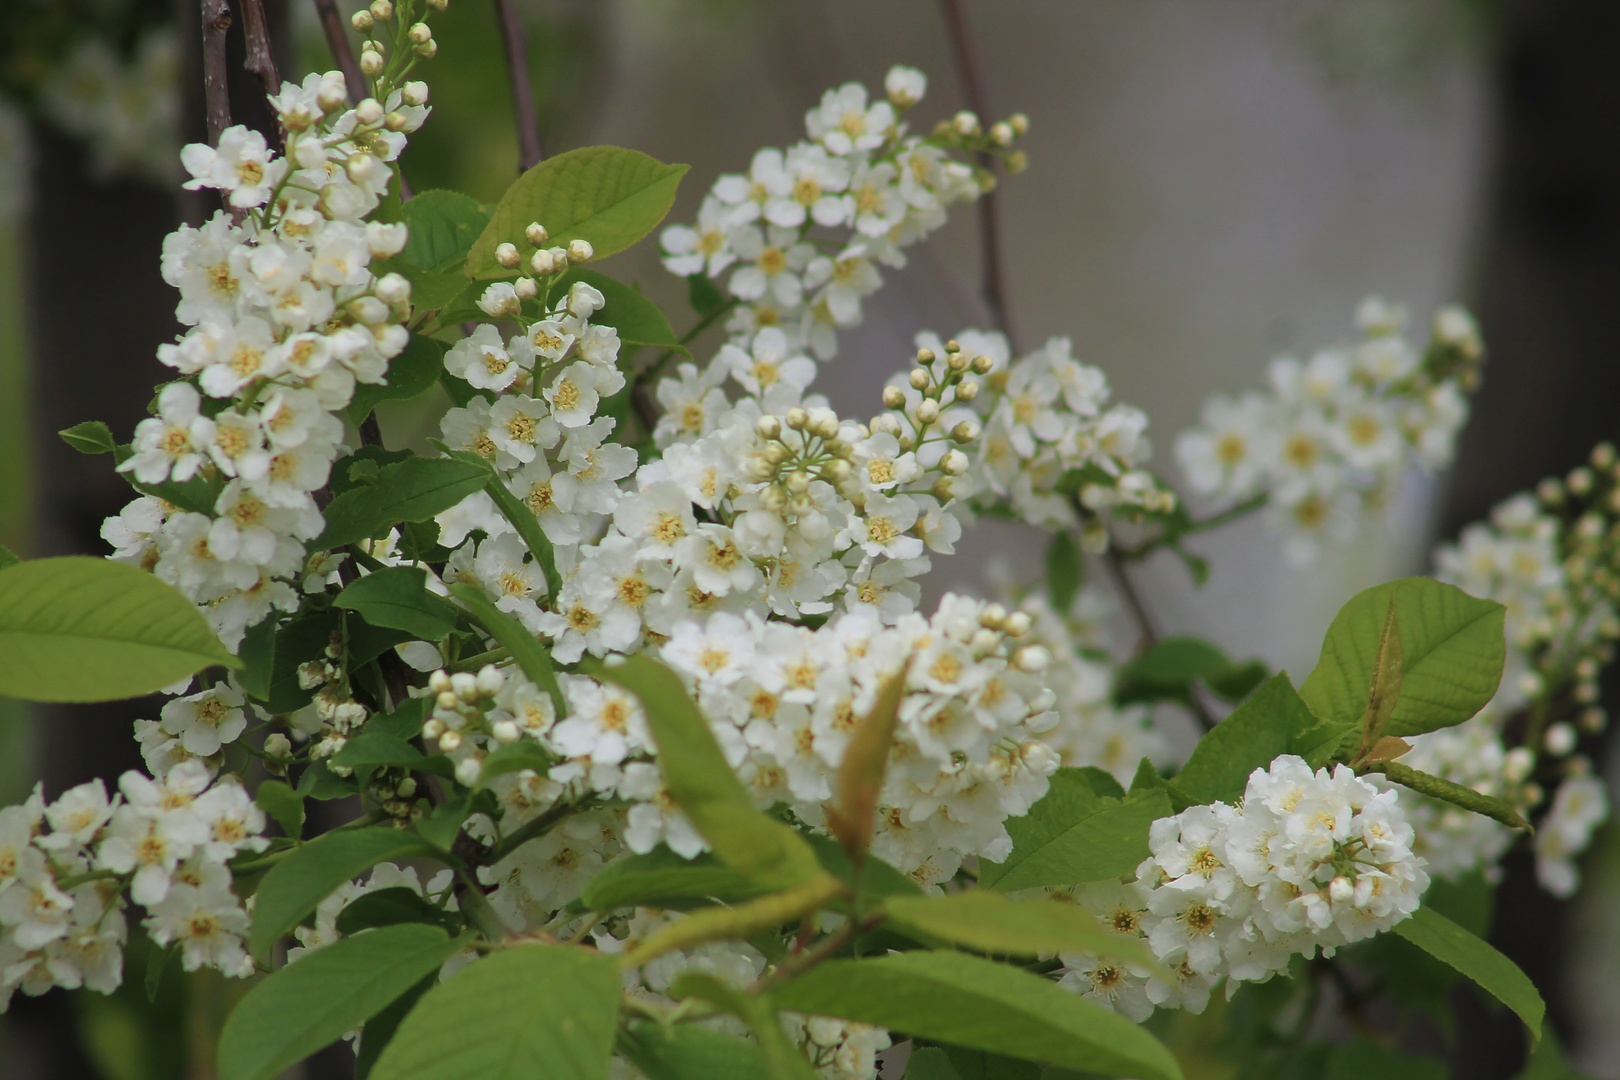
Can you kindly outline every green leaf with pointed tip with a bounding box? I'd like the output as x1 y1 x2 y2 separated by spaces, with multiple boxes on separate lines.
315 457 490 551
1393 906 1544 1046
879 891 1157 969
249 828 446 956
619 1021 771 1080
389 190 490 273
580 849 769 912
979 770 1170 892
467 146 689 276
60 420 117 455
1301 577 1506 738
0 557 238 703
335 566 461 641
583 654 823 892
770 951 1183 1080
217 924 462 1080
370 944 621 1080
1172 674 1351 808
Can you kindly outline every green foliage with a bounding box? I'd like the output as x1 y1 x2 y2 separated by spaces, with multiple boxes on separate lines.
473 740 556 789
1044 532 1083 614
1113 636 1268 708
979 769 1170 892
1392 906 1544 1046
770 951 1184 1080
582 654 824 891
369 944 621 1080
248 828 446 956
466 146 689 276
0 556 238 703
906 1047 967 1080
1171 675 1350 807
578 848 767 912
671 973 821 1080
254 780 304 839
440 447 560 591
336 887 460 935
217 924 465 1080
315 455 491 550
878 891 1158 969
58 420 117 455
449 583 566 717
344 336 449 426
335 565 462 641
1325 1040 1446 1080
1300 577 1506 738
619 1021 770 1080
376 190 492 311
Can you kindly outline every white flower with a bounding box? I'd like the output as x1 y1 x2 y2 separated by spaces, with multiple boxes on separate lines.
806 83 895 156
145 862 253 977
120 382 215 485
38 780 116 852
181 127 285 208
446 324 527 393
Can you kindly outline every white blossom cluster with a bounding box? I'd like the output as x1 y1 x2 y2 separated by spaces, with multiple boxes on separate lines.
37 31 181 185
1413 448 1620 897
660 65 1018 360
907 328 1176 542
1175 299 1483 558
1052 756 1428 1020
0 763 268 1011
101 70 428 651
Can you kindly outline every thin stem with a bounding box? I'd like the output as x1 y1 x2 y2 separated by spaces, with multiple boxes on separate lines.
201 0 235 147
494 0 544 171
240 0 283 145
311 0 366 106
938 0 1016 349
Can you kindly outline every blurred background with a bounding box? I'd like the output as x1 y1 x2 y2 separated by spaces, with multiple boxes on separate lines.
0 0 1616 1076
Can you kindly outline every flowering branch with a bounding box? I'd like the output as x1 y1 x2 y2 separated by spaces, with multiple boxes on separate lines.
939 0 1016 349
200 0 235 146
494 0 544 171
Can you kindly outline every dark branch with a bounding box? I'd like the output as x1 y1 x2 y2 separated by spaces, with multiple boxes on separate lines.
494 0 544 170
201 0 234 147
311 0 367 106
240 0 283 128
938 0 1015 350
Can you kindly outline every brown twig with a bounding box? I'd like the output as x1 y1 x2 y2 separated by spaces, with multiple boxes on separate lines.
938 0 1016 349
311 0 367 105
494 0 544 170
201 0 235 147
239 0 283 138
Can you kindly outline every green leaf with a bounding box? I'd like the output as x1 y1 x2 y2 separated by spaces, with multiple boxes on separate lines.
335 566 461 641
770 951 1183 1080
328 732 427 773
1171 674 1350 808
0 557 238 703
1300 577 1506 738
448 584 566 719
370 944 620 1080
217 924 462 1080
315 456 491 551
250 828 445 956
670 972 821 1080
554 267 684 352
878 891 1157 969
255 780 304 839
236 616 278 702
906 1047 966 1080
802 832 923 903
1044 533 1083 614
59 420 117 455
687 272 726 317
1392 906 1544 1046
390 190 490 273
1517 1029 1600 1080
1326 1040 1447 1080
335 887 457 936
941 1048 1040 1080
474 741 556 790
1113 636 1268 707
580 848 769 913
344 336 448 427
266 611 340 714
467 146 689 276
619 1021 770 1080
416 796 471 851
441 448 559 594
979 770 1170 892
583 654 823 891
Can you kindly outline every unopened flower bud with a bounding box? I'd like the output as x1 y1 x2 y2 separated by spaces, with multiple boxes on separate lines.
530 248 556 275
1329 876 1354 904
1545 722 1577 756
1005 151 1029 175
989 121 1014 146
970 628 1000 654
908 368 931 391
1014 645 1050 673
971 354 995 375
401 81 429 106
351 10 375 31
953 111 980 136
514 276 538 300
438 729 463 753
360 49 385 76
429 670 453 694
355 98 385 125
941 449 969 475
882 386 906 409
955 380 980 401
916 400 940 424
496 242 520 269
525 222 548 245
1004 611 1033 638
916 347 936 365
317 72 348 111
455 756 482 786
809 411 839 439
951 420 981 444
297 661 327 690
1009 112 1030 136
931 477 954 501
423 717 446 739
449 671 478 701
980 604 1007 629
475 664 505 697
427 0 447 10
756 415 782 439
415 39 437 58
785 407 809 431
264 733 292 759
493 720 521 744
382 110 408 131
434 691 458 712
408 22 432 44
567 238 594 263
369 0 394 16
